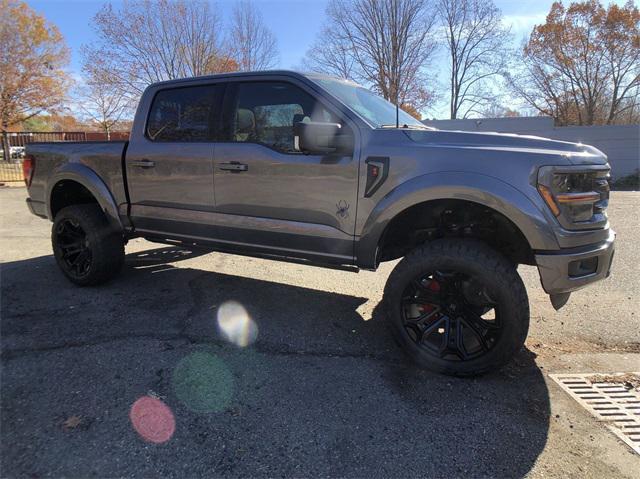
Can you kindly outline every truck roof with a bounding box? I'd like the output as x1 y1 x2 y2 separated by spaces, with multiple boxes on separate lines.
146 70 348 89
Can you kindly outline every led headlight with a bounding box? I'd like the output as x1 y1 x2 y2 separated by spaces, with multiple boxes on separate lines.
537 167 609 229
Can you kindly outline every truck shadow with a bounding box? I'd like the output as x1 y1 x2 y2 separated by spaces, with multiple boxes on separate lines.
1 246 550 478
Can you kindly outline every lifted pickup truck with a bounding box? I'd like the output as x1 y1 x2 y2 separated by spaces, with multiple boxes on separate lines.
24 71 615 376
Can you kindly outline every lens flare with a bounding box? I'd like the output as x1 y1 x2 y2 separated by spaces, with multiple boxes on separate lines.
172 351 233 413
129 396 175 444
216 300 258 347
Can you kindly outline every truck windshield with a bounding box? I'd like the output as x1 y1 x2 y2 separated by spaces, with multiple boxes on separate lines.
310 76 429 129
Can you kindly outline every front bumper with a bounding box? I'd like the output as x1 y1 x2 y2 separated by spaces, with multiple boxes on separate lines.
535 229 615 295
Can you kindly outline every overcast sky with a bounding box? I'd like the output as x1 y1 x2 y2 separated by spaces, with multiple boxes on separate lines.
28 0 630 118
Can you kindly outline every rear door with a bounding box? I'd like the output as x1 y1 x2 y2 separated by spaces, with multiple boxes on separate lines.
212 79 359 264
126 83 224 236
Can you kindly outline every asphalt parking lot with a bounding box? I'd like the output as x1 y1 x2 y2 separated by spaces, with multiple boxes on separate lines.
1 186 639 478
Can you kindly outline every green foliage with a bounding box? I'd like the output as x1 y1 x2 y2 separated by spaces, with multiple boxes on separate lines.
612 170 640 190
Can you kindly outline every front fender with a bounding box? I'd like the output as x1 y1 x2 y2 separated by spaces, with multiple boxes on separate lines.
355 171 559 268
46 162 123 231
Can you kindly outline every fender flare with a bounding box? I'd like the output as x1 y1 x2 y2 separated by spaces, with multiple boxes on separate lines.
356 171 559 268
46 162 123 231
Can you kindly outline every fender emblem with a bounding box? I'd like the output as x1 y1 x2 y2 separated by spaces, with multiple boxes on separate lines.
336 200 350 218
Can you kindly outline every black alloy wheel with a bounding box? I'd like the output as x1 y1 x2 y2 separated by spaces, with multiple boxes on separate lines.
401 270 502 361
52 204 124 286
54 218 92 279
384 239 529 376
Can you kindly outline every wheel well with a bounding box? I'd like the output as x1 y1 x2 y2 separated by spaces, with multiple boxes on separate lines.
50 180 99 219
377 199 534 265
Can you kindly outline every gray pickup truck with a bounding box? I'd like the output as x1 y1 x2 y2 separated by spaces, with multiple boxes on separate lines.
24 71 615 376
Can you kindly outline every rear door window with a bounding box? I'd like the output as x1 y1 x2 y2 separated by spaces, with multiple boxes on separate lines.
147 85 223 142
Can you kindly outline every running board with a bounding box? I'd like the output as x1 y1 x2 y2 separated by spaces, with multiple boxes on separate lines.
144 237 360 273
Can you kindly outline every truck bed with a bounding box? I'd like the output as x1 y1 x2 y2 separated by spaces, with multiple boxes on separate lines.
25 141 129 220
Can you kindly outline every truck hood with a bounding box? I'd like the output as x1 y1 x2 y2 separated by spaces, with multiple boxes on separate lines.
403 129 608 166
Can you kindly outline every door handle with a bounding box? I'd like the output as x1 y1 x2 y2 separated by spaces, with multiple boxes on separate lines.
219 162 248 172
131 159 155 168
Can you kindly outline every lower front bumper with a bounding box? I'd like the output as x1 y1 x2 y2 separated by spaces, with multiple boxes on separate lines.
535 229 615 295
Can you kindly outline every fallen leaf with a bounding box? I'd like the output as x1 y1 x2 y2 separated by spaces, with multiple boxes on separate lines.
62 415 83 430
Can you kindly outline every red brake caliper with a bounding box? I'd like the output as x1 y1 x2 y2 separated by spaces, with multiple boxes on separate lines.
417 279 440 317
426 279 441 292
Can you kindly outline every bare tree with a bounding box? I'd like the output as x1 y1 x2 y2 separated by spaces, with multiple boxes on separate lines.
229 0 279 71
305 0 438 112
437 0 511 119
83 0 236 104
76 80 131 140
304 25 357 80
479 101 521 118
304 34 354 80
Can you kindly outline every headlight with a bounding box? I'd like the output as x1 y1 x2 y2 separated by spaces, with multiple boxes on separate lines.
537 166 609 230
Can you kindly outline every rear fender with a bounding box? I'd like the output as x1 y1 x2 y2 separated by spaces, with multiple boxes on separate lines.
46 162 123 231
356 172 559 269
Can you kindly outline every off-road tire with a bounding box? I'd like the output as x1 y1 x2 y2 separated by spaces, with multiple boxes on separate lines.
383 239 529 376
52 204 124 286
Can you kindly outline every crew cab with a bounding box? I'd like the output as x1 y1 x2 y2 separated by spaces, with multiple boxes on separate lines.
24 71 615 375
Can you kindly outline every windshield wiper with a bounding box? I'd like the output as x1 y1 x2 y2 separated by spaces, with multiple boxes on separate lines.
379 124 431 130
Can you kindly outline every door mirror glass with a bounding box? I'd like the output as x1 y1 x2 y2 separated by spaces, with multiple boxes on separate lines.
293 121 352 155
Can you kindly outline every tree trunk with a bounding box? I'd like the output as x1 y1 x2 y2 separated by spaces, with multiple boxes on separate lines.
1 127 10 163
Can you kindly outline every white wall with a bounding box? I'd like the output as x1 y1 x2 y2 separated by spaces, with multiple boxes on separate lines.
422 117 640 181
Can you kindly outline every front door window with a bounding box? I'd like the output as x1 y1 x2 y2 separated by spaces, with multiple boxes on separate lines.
230 81 344 153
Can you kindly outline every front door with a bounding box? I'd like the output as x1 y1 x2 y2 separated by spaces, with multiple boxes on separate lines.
126 83 223 236
213 80 359 264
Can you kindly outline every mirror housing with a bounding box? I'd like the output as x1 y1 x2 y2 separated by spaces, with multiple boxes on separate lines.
293 121 349 154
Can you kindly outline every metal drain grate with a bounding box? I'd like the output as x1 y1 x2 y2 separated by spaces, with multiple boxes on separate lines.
550 372 640 455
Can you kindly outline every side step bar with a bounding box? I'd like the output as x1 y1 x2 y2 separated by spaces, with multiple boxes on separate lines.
143 237 360 273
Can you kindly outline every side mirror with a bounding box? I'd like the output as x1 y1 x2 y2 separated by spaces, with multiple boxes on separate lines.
293 121 349 155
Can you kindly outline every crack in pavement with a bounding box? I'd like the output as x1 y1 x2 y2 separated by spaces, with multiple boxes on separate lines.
0 333 403 364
